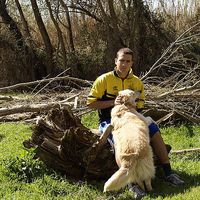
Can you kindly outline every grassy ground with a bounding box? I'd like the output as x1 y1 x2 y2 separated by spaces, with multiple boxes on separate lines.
0 112 199 200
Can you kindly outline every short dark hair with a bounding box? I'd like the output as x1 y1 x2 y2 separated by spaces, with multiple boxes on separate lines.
116 48 134 58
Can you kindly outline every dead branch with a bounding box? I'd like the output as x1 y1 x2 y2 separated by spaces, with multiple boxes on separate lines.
0 102 72 117
171 148 200 154
157 80 200 99
174 109 200 124
0 75 93 92
32 68 70 96
0 95 14 101
156 112 174 124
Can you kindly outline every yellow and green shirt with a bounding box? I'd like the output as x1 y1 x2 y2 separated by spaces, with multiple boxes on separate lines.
87 69 145 122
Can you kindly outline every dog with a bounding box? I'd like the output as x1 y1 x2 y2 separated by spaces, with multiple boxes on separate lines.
104 89 155 192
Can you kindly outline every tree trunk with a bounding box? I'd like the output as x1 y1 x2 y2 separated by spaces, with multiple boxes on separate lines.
14 0 32 45
59 0 75 52
30 0 54 75
45 0 67 67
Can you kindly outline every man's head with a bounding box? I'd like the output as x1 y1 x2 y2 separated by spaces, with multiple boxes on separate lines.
115 48 134 78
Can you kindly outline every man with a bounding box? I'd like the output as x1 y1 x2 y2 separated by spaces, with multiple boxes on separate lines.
87 47 184 198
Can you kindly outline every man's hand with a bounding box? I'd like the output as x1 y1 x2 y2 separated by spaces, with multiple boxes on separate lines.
114 95 122 105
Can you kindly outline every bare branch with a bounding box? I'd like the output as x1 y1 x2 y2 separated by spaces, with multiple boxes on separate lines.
157 80 200 99
141 21 200 81
0 75 92 92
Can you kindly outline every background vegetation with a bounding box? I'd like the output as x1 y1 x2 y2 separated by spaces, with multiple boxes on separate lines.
0 0 200 85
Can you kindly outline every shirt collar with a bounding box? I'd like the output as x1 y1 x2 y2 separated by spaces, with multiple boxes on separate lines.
113 67 133 79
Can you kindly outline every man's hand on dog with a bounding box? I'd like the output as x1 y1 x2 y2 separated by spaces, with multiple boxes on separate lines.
114 96 122 105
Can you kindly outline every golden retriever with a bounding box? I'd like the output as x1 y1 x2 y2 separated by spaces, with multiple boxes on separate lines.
104 89 155 192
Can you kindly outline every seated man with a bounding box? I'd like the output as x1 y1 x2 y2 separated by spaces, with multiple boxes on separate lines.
87 47 184 198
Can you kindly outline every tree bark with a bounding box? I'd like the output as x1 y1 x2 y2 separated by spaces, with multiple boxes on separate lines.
45 0 67 67
30 0 54 75
59 0 75 52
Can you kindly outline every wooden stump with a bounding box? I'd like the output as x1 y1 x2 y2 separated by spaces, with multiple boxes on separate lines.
23 107 118 179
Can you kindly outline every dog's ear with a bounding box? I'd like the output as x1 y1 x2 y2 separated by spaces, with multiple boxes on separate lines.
134 91 140 99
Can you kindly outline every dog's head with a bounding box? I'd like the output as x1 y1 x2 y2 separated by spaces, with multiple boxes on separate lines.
118 89 139 106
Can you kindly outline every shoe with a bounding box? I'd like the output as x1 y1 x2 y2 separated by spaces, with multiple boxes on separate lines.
128 184 146 199
165 173 185 186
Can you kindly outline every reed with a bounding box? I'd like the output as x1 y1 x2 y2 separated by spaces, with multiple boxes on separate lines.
151 0 200 32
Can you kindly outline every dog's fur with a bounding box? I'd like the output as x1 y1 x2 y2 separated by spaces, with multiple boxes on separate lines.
104 89 155 192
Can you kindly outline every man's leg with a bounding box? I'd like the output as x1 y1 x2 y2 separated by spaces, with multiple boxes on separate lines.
150 124 184 186
151 131 170 164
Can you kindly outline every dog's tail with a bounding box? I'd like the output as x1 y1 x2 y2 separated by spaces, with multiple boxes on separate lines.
104 167 131 192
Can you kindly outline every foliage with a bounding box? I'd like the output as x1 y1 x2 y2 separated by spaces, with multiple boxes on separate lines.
1 0 200 84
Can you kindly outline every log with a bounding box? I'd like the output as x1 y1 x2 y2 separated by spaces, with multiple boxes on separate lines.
0 102 72 117
0 75 92 92
24 107 117 179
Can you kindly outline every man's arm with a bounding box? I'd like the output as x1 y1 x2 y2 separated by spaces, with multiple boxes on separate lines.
88 99 115 109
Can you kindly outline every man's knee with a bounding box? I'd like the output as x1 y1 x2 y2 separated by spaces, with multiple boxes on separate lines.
149 122 160 138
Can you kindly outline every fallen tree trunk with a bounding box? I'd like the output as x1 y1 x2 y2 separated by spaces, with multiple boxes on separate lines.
0 102 72 117
24 107 118 179
0 75 93 92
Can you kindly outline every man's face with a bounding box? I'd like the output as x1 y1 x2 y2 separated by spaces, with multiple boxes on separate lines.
115 53 133 78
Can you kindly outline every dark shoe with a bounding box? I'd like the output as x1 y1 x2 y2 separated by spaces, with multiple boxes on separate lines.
166 173 185 186
128 184 146 199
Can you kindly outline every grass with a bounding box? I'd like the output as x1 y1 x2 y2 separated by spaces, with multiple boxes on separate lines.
0 112 199 200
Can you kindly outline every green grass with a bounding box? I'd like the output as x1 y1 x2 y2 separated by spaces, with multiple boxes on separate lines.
0 113 199 200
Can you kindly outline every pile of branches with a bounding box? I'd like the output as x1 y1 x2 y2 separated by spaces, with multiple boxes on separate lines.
141 22 200 124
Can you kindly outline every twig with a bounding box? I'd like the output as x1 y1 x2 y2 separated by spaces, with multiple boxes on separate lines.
141 21 200 81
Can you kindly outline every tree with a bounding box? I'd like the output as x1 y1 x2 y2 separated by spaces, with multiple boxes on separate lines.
45 0 67 67
0 0 47 82
30 0 54 75
59 0 75 52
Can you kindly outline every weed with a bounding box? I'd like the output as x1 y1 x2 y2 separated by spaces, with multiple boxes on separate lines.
2 150 49 183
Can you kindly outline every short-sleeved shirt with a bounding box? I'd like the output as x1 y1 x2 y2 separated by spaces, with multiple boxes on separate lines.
87 69 145 122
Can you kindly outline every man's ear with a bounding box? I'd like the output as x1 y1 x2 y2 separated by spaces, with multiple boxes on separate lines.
115 58 117 65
